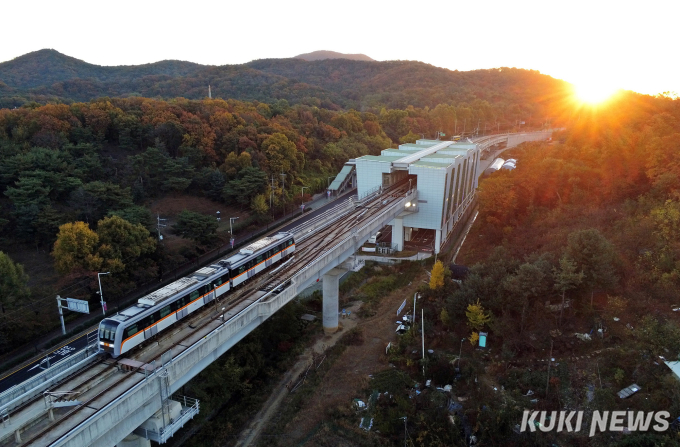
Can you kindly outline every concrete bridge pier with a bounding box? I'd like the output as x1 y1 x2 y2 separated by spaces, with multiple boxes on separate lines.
434 229 442 254
322 268 346 334
391 217 404 251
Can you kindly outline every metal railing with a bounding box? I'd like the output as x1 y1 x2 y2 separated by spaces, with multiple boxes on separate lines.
0 346 100 415
356 184 381 202
289 197 356 242
133 395 200 444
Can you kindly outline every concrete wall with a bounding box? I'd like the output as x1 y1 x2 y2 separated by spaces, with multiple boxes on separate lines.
506 131 552 148
355 159 392 197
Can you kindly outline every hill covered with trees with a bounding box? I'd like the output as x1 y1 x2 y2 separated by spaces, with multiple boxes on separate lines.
0 49 571 115
293 50 374 61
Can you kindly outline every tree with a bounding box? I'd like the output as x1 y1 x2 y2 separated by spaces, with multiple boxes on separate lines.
565 229 618 306
399 131 419 144
429 261 446 290
251 194 270 223
466 299 490 332
553 255 583 325
70 182 134 223
502 259 551 334
469 331 479 346
222 167 267 206
172 210 218 244
52 221 101 274
0 252 29 313
439 308 451 327
262 133 303 180
107 206 153 230
95 216 156 273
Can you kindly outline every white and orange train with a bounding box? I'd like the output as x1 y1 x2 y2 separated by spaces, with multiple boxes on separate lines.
98 232 295 358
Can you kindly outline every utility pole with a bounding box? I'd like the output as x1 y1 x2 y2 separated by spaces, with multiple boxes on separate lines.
280 173 287 216
156 214 167 241
270 175 276 219
400 416 408 447
412 292 418 323
300 186 308 205
97 272 110 315
545 340 554 396
421 309 425 377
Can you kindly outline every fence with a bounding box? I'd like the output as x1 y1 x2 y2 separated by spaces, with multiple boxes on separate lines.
0 346 100 415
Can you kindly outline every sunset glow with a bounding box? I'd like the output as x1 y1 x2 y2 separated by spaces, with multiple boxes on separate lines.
574 80 619 104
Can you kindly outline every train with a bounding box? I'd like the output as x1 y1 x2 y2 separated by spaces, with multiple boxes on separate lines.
98 232 296 358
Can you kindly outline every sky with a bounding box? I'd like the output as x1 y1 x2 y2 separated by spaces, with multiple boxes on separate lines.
2 0 678 96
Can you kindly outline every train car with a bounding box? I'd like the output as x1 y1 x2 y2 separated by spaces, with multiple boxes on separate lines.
99 232 295 358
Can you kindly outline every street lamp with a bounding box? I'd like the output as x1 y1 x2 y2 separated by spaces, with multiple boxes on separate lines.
456 337 465 370
97 272 110 316
412 292 419 323
300 186 308 205
229 217 239 248
327 176 335 188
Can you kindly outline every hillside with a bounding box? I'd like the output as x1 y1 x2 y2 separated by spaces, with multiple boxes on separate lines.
0 49 205 89
293 50 374 62
0 49 571 112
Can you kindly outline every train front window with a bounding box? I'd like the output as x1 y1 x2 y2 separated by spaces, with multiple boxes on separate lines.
99 319 120 342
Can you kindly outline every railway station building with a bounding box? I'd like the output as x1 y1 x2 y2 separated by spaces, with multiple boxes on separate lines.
355 139 480 254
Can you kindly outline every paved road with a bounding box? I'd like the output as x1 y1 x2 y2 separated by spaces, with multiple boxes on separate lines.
0 330 96 394
0 188 356 395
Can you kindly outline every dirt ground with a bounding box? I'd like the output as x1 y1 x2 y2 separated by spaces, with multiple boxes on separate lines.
234 300 364 447
240 279 423 446
148 194 251 247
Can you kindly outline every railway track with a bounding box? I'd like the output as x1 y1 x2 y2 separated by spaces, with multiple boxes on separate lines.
1 181 412 446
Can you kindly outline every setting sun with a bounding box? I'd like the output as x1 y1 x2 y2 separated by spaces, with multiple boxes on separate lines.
574 80 619 104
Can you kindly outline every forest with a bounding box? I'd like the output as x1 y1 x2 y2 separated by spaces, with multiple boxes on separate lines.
379 91 680 446
1 49 680 445
0 49 570 113
0 62 567 356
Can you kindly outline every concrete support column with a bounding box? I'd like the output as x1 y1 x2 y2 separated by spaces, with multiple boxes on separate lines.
434 229 442 254
404 227 413 242
392 217 404 251
323 268 346 335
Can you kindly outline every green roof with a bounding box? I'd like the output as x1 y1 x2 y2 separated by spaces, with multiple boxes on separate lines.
412 161 449 168
328 165 354 190
356 155 403 162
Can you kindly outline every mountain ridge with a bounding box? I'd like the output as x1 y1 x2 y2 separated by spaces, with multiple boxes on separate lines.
0 49 570 113
293 50 374 62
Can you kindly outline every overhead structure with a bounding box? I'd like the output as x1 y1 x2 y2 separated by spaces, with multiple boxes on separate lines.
328 161 356 195
355 139 480 253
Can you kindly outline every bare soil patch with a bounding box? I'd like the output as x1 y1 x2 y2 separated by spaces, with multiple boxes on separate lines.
147 193 252 236
269 280 424 445
148 194 248 219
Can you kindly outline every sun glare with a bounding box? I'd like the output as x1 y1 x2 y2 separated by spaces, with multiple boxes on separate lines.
575 80 619 104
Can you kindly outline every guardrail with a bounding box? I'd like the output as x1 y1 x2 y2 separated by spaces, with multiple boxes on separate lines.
356 184 381 203
289 197 356 242
0 347 100 416
133 395 199 444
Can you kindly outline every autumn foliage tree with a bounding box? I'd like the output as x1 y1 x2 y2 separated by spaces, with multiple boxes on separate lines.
52 216 156 276
429 261 445 290
52 221 100 274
